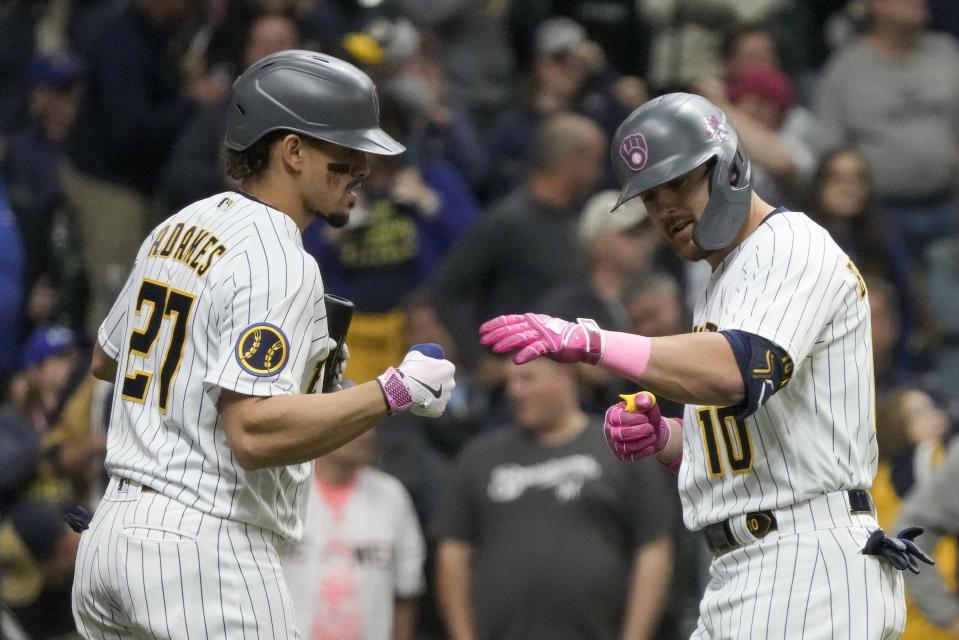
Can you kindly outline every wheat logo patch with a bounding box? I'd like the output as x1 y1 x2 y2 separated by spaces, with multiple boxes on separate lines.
236 323 288 376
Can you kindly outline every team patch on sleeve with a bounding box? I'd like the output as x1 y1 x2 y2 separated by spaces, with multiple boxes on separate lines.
235 323 289 376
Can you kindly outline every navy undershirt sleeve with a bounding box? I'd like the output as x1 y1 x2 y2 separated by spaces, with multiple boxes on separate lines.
720 330 794 419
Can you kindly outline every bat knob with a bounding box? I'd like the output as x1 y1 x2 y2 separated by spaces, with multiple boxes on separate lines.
410 343 445 359
619 391 656 413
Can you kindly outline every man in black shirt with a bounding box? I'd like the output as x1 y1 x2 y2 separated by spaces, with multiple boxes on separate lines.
434 357 676 640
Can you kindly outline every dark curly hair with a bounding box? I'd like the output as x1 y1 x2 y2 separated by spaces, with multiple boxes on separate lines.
222 130 289 180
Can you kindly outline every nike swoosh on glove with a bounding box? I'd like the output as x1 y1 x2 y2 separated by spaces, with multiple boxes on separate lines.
377 344 456 417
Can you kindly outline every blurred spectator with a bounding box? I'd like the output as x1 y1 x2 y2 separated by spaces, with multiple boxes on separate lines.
925 236 959 410
159 10 302 212
392 0 515 126
434 358 676 640
695 64 816 205
875 386 955 498
343 17 489 191
536 190 656 414
354 18 489 189
621 271 687 420
0 176 27 383
800 1 870 72
868 386 957 640
891 436 959 638
9 325 105 513
282 430 426 640
204 0 302 78
640 0 788 91
64 0 228 331
0 409 39 517
0 1 40 136
40 342 108 506
433 113 605 368
721 21 782 75
4 53 89 334
377 292 480 639
305 93 479 383
623 272 686 341
5 53 84 215
816 0 959 260
0 500 81 639
16 326 83 434
806 148 927 369
485 17 643 197
509 1 653 77
868 276 924 395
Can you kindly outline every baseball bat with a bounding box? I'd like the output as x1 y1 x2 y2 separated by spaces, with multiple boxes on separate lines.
620 391 656 412
321 294 354 393
409 342 445 359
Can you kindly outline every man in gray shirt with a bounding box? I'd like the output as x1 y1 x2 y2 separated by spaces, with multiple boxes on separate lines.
816 0 959 254
893 438 959 635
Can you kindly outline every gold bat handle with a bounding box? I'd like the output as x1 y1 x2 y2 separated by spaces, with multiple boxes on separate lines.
619 391 656 413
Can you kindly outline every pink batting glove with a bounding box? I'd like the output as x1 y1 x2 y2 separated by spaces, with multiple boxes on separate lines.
478 313 603 365
604 392 670 462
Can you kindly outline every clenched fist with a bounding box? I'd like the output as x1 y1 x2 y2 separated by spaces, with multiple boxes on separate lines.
604 392 670 462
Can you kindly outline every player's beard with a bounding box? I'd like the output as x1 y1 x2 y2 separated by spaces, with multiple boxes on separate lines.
324 210 350 228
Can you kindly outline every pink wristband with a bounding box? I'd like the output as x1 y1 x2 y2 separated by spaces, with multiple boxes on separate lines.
598 331 652 381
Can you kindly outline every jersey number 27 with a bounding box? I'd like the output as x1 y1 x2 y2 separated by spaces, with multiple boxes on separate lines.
120 279 196 412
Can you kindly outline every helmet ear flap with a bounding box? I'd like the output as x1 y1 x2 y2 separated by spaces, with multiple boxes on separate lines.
693 151 753 251
731 144 751 189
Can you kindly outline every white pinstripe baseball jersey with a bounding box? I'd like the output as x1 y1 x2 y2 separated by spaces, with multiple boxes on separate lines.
97 191 332 541
680 209 876 531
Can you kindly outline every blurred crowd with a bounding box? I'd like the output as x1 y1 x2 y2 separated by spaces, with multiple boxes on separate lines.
1 0 959 638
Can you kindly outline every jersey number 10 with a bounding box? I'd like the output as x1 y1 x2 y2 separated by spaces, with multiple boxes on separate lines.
121 279 196 412
696 406 754 476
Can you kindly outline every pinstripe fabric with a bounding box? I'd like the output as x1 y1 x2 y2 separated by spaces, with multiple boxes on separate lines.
680 211 877 530
689 493 904 639
95 192 329 541
73 478 300 639
73 192 330 638
678 210 904 638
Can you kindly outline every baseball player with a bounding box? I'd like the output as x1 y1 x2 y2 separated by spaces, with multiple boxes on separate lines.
480 93 932 639
71 50 456 639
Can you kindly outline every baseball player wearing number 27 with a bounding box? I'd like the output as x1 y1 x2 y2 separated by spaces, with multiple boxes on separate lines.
71 51 456 639
480 93 934 640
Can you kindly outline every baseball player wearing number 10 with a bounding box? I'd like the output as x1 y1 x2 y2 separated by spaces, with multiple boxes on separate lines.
481 93 933 639
71 51 456 638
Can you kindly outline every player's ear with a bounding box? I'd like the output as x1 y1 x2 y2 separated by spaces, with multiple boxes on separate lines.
277 133 306 171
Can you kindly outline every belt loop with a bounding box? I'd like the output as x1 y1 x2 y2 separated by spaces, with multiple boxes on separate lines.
848 489 874 515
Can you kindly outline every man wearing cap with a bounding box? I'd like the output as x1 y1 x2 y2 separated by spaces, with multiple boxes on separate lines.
17 325 84 429
6 53 85 215
71 51 457 638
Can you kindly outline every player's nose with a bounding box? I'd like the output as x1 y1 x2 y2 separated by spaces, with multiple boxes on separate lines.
352 152 371 179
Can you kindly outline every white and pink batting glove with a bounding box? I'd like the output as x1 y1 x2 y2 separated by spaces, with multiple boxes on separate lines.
604 392 671 463
478 313 604 365
377 343 455 417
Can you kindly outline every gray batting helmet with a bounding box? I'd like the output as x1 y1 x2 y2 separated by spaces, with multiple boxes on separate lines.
224 50 405 156
610 93 752 251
